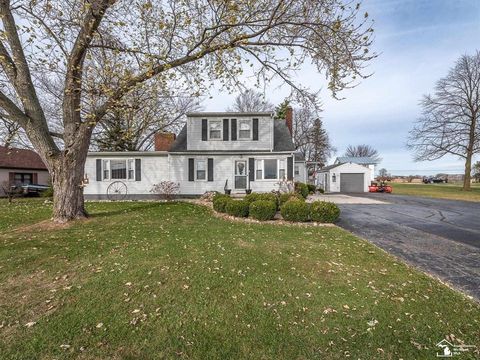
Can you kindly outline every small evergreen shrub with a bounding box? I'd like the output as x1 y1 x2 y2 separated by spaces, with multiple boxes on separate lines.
278 192 304 207
317 187 325 194
244 192 278 209
307 184 316 193
226 200 250 217
280 199 310 222
249 200 277 221
310 201 340 223
213 195 231 213
41 187 54 198
295 182 309 199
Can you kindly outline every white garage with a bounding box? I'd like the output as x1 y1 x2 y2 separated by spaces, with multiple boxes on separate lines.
317 162 372 193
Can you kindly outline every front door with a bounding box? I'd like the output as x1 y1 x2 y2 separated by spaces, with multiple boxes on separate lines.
234 160 247 189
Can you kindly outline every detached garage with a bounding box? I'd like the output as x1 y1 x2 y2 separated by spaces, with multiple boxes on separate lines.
317 162 372 193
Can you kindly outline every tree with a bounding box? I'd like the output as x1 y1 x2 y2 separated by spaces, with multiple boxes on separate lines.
0 0 374 222
345 144 381 163
473 161 480 182
227 89 273 112
407 51 480 191
377 168 389 181
275 99 290 119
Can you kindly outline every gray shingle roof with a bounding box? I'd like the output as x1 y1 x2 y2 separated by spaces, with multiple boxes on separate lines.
335 156 378 165
169 120 295 152
318 164 342 172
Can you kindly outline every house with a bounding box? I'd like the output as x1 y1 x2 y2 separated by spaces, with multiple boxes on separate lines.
316 162 372 193
0 146 50 196
334 156 378 182
84 109 305 199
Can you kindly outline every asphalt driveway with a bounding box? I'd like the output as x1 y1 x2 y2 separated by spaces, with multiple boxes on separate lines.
334 194 480 300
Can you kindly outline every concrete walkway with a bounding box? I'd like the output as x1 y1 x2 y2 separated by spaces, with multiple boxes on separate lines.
307 193 388 205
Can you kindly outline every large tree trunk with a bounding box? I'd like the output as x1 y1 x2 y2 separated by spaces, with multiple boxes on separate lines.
463 153 472 191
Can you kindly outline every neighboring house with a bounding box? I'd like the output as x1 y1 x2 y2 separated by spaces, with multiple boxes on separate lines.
0 146 50 196
317 162 372 193
334 156 378 182
84 109 301 199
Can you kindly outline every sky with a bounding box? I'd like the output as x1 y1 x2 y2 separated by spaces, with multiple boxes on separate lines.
203 0 480 176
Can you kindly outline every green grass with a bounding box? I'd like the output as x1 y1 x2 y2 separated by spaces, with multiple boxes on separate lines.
391 182 480 202
0 199 479 359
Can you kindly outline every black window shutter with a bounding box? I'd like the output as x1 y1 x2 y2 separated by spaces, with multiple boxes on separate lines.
287 156 293 180
188 158 195 181
249 158 255 182
135 159 141 181
252 119 259 140
202 119 208 141
231 119 237 140
208 158 214 181
96 159 102 181
223 119 229 141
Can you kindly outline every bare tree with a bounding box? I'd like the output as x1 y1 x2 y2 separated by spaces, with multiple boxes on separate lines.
227 89 274 112
345 144 381 163
0 0 375 222
407 51 480 191
473 161 480 182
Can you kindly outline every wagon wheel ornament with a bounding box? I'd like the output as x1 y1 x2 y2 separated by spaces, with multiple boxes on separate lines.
107 181 128 201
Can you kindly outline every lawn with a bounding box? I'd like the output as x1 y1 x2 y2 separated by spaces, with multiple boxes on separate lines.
0 199 479 359
391 182 480 202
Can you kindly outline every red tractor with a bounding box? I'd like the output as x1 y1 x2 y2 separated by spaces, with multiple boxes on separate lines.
369 181 393 193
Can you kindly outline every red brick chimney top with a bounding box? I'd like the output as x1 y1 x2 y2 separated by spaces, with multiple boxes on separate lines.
285 106 293 136
154 132 176 151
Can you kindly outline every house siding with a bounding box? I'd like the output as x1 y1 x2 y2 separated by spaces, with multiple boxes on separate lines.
317 163 371 193
187 115 273 151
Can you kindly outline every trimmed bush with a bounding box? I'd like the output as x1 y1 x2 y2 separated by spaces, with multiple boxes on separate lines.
226 200 250 217
317 187 325 194
213 195 231 213
280 199 310 222
310 201 340 223
244 192 278 209
278 192 304 207
249 200 277 221
307 184 316 193
295 182 309 199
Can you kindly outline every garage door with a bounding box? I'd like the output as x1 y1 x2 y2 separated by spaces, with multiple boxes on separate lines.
340 173 364 193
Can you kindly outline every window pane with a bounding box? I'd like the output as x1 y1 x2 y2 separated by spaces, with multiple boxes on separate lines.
103 160 109 180
111 160 127 179
264 159 277 179
238 120 251 139
209 120 222 139
127 159 135 180
197 160 206 180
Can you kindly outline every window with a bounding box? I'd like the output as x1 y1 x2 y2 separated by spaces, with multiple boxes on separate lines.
279 160 286 180
209 120 222 139
255 159 278 180
127 159 135 180
13 173 32 185
332 173 337 182
102 159 136 180
103 160 110 180
196 159 206 180
294 165 300 175
238 119 251 139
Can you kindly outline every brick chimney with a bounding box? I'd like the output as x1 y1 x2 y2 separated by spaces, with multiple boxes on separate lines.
154 132 176 151
285 106 293 135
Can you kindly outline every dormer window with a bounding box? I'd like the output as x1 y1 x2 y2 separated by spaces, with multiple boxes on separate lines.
238 119 252 139
209 120 222 140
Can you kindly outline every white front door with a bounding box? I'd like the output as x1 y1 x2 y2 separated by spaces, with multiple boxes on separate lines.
234 160 247 189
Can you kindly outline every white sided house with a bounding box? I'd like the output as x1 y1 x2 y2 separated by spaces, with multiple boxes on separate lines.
84 110 306 199
317 162 372 193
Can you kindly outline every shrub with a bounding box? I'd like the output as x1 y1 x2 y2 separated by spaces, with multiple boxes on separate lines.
150 181 180 201
295 182 309 199
249 200 277 221
213 195 231 213
280 199 310 222
307 184 316 193
317 187 325 194
310 201 340 223
41 186 54 198
278 192 304 207
244 192 278 209
226 200 250 217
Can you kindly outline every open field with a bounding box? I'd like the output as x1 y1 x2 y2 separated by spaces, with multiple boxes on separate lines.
390 183 480 202
0 199 479 359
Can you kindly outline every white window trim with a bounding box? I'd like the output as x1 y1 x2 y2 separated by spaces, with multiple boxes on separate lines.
237 118 253 141
255 158 283 181
102 158 137 181
208 119 223 141
195 158 207 181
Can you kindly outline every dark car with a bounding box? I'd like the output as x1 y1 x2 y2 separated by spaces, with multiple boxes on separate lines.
12 183 50 196
422 176 448 184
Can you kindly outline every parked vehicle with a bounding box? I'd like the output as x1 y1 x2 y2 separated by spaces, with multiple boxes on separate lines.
368 181 393 193
12 184 50 196
422 176 448 184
